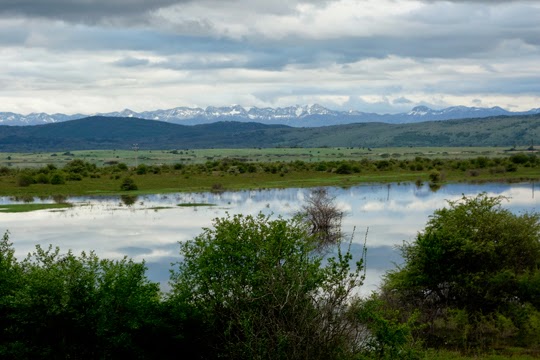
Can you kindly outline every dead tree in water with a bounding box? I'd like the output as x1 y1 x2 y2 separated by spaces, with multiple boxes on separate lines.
300 187 343 249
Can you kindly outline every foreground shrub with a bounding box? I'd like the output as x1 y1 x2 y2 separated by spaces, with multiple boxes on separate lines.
381 194 540 350
169 213 366 360
0 233 164 359
353 297 423 360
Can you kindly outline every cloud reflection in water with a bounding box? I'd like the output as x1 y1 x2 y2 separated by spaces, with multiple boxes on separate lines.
1 182 537 295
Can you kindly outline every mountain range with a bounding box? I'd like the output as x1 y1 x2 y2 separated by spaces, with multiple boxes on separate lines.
1 104 540 127
1 114 538 151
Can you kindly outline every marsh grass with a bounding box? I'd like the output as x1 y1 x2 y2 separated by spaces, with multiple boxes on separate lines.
0 203 72 213
0 147 527 168
177 203 217 207
0 166 538 198
0 148 538 197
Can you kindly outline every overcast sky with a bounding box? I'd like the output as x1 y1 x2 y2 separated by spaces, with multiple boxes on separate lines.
1 0 539 114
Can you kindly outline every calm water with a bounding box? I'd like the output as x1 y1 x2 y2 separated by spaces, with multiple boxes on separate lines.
1 182 538 295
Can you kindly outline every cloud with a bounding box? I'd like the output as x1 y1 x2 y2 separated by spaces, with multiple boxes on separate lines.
393 97 413 105
0 0 539 114
112 56 150 67
0 0 181 23
0 0 336 25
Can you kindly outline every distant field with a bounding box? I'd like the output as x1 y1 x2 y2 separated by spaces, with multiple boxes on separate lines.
0 146 529 168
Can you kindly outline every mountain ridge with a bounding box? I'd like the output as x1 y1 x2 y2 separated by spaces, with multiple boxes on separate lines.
2 104 539 127
1 114 538 152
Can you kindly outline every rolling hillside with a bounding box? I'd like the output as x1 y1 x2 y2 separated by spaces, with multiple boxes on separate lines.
0 114 538 151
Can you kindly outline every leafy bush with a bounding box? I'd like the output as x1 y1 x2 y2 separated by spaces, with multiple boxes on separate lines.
169 213 366 360
354 297 423 360
120 177 138 191
136 164 148 175
34 173 49 184
17 174 35 187
336 162 353 174
381 194 540 349
66 173 83 181
428 171 441 183
0 233 163 359
510 153 530 165
50 173 66 185
0 166 10 176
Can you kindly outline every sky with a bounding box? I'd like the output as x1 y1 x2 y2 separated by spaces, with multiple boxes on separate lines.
1 0 540 115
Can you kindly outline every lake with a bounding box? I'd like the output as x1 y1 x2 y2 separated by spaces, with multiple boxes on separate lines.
1 182 538 295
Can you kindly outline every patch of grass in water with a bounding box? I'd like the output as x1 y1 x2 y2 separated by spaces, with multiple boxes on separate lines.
177 203 216 207
0 203 72 213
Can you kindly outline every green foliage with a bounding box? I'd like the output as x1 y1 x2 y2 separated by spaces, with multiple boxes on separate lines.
17 173 35 187
336 162 353 174
0 234 164 359
510 153 530 165
381 194 540 349
136 164 148 175
354 297 423 360
50 172 66 185
63 159 96 176
34 173 49 184
170 213 366 360
429 171 441 183
120 177 138 191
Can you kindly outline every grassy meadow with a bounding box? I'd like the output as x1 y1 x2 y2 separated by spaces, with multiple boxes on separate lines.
0 146 538 197
0 146 525 169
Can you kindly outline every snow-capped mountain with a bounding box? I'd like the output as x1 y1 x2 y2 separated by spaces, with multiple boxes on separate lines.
1 104 539 127
406 105 512 119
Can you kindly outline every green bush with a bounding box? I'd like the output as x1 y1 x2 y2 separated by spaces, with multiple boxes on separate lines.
17 174 35 187
169 213 366 360
381 194 540 349
336 162 353 174
428 171 441 183
510 153 530 165
354 297 423 360
66 173 83 181
120 177 138 191
116 163 128 171
34 173 49 184
136 164 148 175
50 173 66 185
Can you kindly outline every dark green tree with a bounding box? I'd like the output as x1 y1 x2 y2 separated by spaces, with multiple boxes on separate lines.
381 194 540 349
120 177 138 191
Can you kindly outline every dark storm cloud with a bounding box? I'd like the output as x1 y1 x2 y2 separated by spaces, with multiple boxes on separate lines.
0 0 182 23
0 0 334 23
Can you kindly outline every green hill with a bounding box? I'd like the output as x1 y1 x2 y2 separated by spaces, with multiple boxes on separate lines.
0 114 538 151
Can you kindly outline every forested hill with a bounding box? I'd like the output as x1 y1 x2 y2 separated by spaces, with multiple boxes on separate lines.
0 114 538 151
